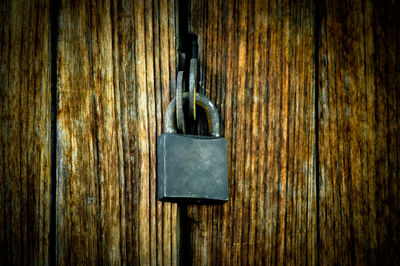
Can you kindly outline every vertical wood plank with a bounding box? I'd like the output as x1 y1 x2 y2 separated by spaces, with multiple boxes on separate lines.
56 0 120 264
113 0 179 264
57 0 179 264
318 0 400 264
0 0 51 265
187 0 317 264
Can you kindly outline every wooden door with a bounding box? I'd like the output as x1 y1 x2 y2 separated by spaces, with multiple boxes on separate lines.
1 0 399 265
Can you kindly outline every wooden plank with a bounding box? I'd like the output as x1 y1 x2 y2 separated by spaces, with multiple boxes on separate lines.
318 0 400 264
186 0 317 264
113 0 179 264
0 0 51 265
56 0 116 264
56 0 179 264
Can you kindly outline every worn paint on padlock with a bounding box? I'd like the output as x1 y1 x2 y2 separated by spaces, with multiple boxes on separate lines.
157 92 228 203
157 134 228 202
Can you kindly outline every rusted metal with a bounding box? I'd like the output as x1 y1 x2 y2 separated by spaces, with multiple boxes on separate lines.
164 92 220 137
189 58 198 120
176 71 186 133
158 92 227 203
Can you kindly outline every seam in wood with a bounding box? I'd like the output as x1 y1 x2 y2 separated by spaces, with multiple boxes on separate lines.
49 0 59 264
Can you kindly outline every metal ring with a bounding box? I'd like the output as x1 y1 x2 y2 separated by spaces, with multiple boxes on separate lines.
189 58 198 120
165 92 220 137
176 71 185 133
178 53 186 71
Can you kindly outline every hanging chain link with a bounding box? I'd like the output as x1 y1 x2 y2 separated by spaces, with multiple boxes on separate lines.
175 37 199 132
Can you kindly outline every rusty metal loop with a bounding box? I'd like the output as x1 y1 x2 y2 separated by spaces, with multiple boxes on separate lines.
189 58 198 120
178 53 186 71
176 71 186 133
165 92 220 137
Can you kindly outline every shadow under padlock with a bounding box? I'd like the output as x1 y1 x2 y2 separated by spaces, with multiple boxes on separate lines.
157 93 229 204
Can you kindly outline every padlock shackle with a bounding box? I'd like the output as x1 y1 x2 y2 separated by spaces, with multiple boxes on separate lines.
165 92 220 137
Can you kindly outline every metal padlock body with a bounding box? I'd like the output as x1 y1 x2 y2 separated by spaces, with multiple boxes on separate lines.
157 93 228 203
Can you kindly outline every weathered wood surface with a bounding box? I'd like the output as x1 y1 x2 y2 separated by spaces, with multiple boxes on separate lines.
0 0 51 265
56 0 179 264
318 0 400 264
185 0 317 265
1 0 400 265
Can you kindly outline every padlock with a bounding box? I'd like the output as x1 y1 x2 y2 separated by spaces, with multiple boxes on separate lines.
157 92 228 203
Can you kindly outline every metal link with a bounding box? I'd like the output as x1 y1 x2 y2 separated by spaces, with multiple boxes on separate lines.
178 52 186 71
176 71 185 133
164 92 220 137
189 58 197 120
174 36 199 132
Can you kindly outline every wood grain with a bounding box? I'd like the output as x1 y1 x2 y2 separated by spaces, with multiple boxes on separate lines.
56 0 179 264
318 0 400 264
1 0 399 264
185 0 317 265
0 0 51 265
